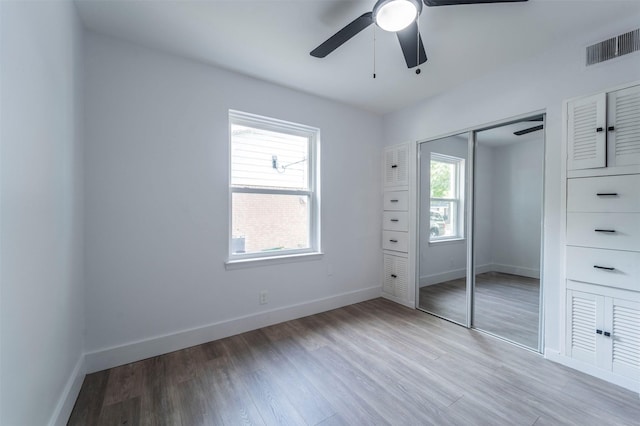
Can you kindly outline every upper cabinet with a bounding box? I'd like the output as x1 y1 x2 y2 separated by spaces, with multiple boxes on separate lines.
384 144 409 187
568 84 640 173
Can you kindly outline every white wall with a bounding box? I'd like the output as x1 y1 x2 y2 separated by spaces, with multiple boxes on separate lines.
489 138 544 277
382 14 640 353
83 33 383 368
0 1 85 425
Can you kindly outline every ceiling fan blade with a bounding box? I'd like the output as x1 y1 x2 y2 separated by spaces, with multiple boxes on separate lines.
514 125 543 136
310 12 373 58
396 22 427 68
424 0 527 6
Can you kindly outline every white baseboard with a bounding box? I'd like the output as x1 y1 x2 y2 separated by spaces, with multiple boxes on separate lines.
85 286 381 373
545 350 640 395
419 263 539 287
419 268 466 287
381 292 415 309
491 263 540 279
49 354 85 426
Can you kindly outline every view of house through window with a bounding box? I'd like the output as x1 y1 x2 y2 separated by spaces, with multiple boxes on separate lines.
430 153 464 241
229 111 319 259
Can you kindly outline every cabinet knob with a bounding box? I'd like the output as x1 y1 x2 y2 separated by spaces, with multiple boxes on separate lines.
596 127 604 132
607 126 615 131
391 164 398 169
596 329 603 334
390 199 399 203
390 274 397 278
604 331 611 337
389 239 398 243
390 219 399 222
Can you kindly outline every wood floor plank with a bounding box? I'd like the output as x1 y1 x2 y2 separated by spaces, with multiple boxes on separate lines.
97 397 141 426
67 370 110 426
69 298 640 426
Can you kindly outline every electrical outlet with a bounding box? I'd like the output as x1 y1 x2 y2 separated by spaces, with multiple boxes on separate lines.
259 290 268 305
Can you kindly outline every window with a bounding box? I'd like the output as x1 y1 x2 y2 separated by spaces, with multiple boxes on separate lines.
429 153 464 242
229 111 320 262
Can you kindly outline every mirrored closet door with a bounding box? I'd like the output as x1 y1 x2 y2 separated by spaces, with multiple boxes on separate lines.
418 133 471 326
473 118 544 350
417 115 544 351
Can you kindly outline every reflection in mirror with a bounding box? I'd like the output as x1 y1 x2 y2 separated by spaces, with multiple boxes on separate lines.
473 116 544 350
418 133 469 325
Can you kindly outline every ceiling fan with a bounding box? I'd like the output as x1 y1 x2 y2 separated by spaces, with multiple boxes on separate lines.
310 0 529 69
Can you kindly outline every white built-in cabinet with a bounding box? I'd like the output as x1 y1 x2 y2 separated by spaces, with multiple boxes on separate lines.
568 84 640 172
382 143 414 308
563 82 640 392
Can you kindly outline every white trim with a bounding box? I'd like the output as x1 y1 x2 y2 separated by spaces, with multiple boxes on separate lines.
225 251 323 270
48 355 85 426
545 350 640 395
84 286 380 373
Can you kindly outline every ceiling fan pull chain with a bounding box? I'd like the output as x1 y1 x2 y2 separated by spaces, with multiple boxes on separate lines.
373 25 377 79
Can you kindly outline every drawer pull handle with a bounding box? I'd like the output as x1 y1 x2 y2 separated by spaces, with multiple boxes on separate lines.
390 219 399 222
593 265 615 271
596 127 604 132
608 126 615 131
604 331 611 337
596 329 603 335
389 239 398 243
594 229 616 233
391 164 398 169
390 199 399 203
596 192 618 196
390 274 397 278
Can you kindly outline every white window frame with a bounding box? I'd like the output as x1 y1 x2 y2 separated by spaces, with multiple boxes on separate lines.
227 110 321 264
429 153 465 243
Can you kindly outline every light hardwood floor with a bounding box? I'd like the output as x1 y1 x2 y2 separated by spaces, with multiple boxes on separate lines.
419 271 540 348
68 298 639 425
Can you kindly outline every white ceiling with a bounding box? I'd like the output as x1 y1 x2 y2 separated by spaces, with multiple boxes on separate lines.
75 0 640 114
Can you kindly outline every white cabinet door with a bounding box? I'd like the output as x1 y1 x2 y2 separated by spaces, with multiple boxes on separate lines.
383 254 409 300
384 144 409 187
568 93 607 171
608 297 640 378
567 290 604 366
608 85 640 167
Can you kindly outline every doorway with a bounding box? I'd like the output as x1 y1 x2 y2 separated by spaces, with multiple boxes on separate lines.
417 114 545 351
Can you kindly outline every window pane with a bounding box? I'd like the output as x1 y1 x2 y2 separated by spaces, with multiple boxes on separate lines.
231 124 308 190
429 200 458 240
232 192 309 254
430 160 456 199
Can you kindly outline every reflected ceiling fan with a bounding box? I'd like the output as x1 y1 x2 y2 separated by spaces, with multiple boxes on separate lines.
311 0 528 69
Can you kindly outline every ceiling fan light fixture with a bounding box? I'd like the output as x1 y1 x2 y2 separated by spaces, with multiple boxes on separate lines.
373 0 421 32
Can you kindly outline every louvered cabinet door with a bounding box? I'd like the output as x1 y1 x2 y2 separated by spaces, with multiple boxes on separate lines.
568 93 607 171
608 85 640 167
567 290 605 366
606 297 640 377
383 144 409 187
383 254 409 301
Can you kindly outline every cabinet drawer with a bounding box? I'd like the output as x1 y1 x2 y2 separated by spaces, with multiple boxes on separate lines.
567 213 640 251
382 230 408 252
383 211 409 232
568 175 640 212
566 246 640 291
383 191 408 211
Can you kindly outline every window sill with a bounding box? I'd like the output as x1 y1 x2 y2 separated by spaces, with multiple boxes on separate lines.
429 237 465 246
225 252 324 270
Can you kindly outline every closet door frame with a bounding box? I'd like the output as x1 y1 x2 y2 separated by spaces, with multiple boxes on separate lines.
415 111 546 353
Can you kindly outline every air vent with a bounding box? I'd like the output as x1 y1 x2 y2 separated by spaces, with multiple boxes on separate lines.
586 28 640 66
